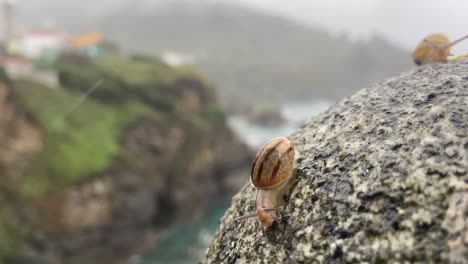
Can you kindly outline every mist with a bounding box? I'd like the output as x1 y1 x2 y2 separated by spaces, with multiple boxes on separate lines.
233 0 468 53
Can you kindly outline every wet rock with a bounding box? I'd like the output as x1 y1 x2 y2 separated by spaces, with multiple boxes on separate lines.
204 61 468 263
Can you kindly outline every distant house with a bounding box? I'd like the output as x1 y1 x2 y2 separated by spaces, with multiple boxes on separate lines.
67 32 104 59
161 51 196 66
18 28 66 61
0 56 33 78
0 56 59 87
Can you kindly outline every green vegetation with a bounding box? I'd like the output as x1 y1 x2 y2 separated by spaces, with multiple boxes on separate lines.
56 56 212 111
10 55 219 196
201 104 225 124
98 56 178 85
12 79 152 195
96 56 179 111
0 67 11 87
0 206 21 263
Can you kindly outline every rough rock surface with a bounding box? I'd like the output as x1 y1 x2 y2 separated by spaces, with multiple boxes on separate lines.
204 61 468 263
0 83 42 182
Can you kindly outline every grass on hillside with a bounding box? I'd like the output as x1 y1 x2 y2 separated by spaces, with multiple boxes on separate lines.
0 206 21 262
12 79 158 195
97 56 179 85
12 56 222 196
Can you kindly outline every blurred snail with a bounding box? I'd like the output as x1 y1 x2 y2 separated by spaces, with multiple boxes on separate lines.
412 33 468 65
238 137 295 228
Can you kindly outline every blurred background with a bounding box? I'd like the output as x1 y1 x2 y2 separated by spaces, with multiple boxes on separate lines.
0 0 466 263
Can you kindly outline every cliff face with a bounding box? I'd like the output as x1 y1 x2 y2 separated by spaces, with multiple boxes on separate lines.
0 58 251 263
24 117 249 264
0 83 42 182
0 80 43 262
204 61 468 263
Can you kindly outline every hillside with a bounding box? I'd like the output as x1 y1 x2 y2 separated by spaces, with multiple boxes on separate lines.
0 56 250 263
18 0 412 106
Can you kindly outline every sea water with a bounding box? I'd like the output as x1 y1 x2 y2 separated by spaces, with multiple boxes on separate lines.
228 100 333 149
138 205 228 264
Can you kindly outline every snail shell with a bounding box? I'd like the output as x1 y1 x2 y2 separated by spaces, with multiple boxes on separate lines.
412 33 468 65
412 33 450 65
251 137 295 190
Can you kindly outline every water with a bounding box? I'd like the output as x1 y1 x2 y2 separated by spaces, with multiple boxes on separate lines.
228 100 333 149
139 100 333 263
138 205 228 264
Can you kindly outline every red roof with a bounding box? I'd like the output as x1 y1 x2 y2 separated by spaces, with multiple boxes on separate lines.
0 57 31 67
24 29 64 37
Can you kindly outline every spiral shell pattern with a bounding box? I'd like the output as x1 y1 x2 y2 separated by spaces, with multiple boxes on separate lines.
251 137 295 190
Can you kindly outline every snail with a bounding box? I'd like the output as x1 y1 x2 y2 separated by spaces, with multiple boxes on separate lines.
412 33 468 65
238 137 295 228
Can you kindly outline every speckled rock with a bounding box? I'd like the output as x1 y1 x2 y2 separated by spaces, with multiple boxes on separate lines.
203 61 468 263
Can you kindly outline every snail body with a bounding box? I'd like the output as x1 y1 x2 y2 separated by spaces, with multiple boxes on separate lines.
412 33 468 65
239 137 295 228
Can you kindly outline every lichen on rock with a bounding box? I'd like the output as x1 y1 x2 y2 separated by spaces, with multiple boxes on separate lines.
203 61 468 263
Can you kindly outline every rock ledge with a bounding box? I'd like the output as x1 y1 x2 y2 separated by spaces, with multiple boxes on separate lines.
204 61 468 263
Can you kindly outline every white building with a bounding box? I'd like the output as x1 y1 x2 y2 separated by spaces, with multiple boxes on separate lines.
19 29 65 59
161 51 196 67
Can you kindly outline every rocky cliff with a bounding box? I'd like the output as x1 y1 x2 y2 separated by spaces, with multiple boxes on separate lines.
204 61 468 263
0 58 251 264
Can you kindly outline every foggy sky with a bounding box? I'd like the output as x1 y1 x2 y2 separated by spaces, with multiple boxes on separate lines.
3 0 468 55
231 0 468 54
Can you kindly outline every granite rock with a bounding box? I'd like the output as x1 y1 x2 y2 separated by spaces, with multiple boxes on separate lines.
204 61 468 263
